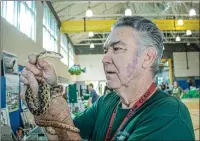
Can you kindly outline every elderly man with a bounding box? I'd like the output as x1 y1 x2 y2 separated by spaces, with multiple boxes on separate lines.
20 16 194 140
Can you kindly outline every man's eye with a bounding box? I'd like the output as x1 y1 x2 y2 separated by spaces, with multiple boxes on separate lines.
113 47 121 52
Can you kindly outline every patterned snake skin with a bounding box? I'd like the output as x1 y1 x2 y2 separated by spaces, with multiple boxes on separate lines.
37 120 80 134
25 51 63 116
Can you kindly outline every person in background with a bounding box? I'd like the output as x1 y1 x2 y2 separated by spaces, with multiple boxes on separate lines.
1 111 6 126
103 85 113 95
172 81 183 99
103 85 109 95
188 79 194 90
163 82 172 94
16 127 24 141
166 82 169 89
161 82 166 91
87 83 99 107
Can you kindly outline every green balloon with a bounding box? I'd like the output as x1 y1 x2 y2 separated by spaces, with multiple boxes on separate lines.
71 66 75 73
81 67 86 73
68 68 72 73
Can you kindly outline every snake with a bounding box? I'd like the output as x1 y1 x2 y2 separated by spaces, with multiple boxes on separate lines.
24 51 80 134
25 51 63 116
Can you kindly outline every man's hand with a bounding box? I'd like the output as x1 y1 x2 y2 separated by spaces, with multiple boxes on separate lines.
20 53 58 87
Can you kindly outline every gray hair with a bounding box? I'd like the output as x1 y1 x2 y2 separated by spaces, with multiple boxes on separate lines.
113 16 164 77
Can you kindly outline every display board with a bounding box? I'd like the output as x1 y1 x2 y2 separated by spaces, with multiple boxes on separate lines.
68 84 77 103
173 52 200 77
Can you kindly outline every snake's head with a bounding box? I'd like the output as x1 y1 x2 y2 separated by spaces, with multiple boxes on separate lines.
37 51 63 59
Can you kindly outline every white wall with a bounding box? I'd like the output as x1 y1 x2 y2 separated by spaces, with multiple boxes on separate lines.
76 54 106 81
1 2 75 81
173 52 200 77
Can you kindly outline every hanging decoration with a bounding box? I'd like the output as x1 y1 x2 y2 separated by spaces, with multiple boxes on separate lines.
68 64 86 75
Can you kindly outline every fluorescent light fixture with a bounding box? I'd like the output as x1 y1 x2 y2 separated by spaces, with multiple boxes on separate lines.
88 32 94 37
189 9 196 16
125 8 132 16
177 19 184 26
86 9 93 17
176 36 181 41
186 30 192 36
90 43 94 48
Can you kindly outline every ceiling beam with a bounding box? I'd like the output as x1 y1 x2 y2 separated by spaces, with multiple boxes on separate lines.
71 31 200 38
60 19 200 33
72 30 200 44
64 3 103 21
58 13 199 18
61 2 123 21
59 3 122 20
74 40 200 46
56 3 75 14
78 37 200 42
72 30 200 35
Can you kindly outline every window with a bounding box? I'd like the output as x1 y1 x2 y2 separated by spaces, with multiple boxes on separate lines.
69 42 75 68
43 2 58 52
19 1 36 40
60 33 68 66
1 1 5 18
1 1 36 41
1 1 18 27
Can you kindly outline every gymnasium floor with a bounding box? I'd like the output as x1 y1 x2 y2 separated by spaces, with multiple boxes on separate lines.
182 99 199 140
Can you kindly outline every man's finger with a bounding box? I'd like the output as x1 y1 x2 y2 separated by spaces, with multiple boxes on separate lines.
26 70 38 95
35 76 43 81
25 61 43 77
21 68 28 78
20 75 29 85
37 59 51 71
28 53 37 65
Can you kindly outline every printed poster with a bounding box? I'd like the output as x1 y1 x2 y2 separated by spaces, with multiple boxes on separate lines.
0 108 11 127
2 51 18 75
5 74 20 112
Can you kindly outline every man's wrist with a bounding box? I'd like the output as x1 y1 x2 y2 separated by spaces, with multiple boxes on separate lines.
54 128 82 140
60 115 74 125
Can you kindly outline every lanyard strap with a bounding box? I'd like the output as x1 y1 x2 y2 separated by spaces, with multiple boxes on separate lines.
105 83 157 141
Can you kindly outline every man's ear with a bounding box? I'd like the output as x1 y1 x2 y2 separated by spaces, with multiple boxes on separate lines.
142 47 157 69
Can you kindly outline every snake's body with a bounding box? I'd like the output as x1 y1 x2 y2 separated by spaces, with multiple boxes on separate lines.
25 80 50 116
25 51 63 116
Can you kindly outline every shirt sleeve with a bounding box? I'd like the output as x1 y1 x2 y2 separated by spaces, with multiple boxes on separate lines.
73 97 101 139
128 117 195 141
179 87 183 93
90 91 93 98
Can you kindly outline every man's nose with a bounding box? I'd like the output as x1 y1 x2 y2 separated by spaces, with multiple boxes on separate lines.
102 49 113 64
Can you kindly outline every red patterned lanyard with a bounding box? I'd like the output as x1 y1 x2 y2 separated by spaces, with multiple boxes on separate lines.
105 83 157 141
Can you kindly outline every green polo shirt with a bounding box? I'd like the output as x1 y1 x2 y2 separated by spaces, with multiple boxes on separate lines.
73 89 195 140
